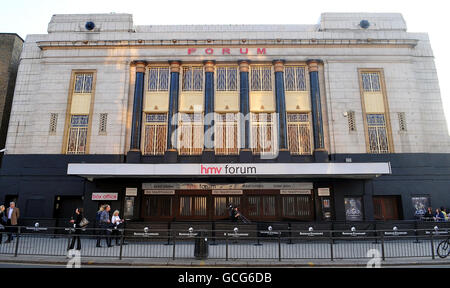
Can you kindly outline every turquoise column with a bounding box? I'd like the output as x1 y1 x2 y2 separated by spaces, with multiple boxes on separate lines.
307 60 325 150
130 61 146 151
167 61 181 150
239 60 250 150
274 60 288 150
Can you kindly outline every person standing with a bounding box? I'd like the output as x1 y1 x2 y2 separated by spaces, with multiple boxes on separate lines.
111 210 124 245
423 207 434 221
435 208 445 222
0 205 6 244
96 205 112 248
68 208 83 250
6 202 19 243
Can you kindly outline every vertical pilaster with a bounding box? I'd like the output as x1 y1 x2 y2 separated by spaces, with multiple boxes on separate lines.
204 60 215 150
130 61 146 152
273 60 288 151
239 60 250 151
307 60 327 162
167 61 181 151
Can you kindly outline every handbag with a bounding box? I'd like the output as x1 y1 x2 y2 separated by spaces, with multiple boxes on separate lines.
79 217 89 228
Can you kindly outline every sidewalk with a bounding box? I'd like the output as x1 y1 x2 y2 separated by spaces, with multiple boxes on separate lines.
1 254 449 267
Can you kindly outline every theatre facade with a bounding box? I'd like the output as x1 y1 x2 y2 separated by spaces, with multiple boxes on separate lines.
1 13 449 225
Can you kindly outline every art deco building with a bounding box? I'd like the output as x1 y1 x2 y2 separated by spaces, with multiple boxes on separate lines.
1 13 449 225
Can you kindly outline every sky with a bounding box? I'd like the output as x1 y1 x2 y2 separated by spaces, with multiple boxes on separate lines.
1 0 449 134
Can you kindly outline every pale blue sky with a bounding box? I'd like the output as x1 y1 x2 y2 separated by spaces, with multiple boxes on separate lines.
1 0 449 134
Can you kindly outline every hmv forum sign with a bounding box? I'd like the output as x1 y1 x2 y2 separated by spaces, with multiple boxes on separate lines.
67 163 391 178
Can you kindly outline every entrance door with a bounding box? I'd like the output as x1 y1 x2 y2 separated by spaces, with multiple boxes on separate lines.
54 196 83 227
373 196 402 220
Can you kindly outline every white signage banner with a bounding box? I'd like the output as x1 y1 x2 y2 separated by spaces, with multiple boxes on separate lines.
280 190 312 195
318 188 331 196
68 162 391 178
92 193 118 201
126 188 138 196
144 190 176 195
142 182 313 190
212 190 244 195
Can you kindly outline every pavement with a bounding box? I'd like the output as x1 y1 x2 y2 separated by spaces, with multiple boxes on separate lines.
1 254 450 268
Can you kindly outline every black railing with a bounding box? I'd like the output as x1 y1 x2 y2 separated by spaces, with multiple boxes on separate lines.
1 224 450 261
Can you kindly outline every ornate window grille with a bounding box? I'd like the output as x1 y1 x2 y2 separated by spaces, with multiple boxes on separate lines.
347 111 357 132
215 113 239 155
284 66 307 91
398 112 407 132
67 115 89 154
367 114 390 153
74 73 93 93
287 113 312 155
49 113 58 135
361 72 381 92
251 113 276 154
178 113 204 155
182 66 204 91
148 67 170 91
98 113 108 135
216 66 238 91
143 113 168 155
250 66 272 91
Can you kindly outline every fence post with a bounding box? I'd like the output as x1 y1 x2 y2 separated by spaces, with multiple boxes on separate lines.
430 232 435 260
119 233 124 260
381 232 385 261
329 232 334 261
14 226 21 257
172 234 176 261
225 233 229 261
278 233 282 262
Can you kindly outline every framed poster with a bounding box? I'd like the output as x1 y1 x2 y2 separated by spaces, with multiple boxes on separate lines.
411 196 430 218
344 197 363 221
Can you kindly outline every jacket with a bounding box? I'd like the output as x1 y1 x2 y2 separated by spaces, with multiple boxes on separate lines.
6 207 20 225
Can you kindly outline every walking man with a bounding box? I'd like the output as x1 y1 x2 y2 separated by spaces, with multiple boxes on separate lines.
6 202 20 243
96 204 112 247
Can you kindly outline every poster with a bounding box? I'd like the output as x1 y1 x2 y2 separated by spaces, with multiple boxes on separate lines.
345 197 363 221
412 196 430 218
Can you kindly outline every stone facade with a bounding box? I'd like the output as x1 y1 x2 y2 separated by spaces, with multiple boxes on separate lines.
5 13 450 155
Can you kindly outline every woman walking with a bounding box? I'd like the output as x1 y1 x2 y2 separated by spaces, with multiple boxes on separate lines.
68 208 84 250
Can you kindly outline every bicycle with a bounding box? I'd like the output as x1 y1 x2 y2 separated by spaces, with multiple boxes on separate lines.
437 237 450 258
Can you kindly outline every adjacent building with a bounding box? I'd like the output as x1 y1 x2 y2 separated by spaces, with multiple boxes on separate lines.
0 33 23 163
1 13 449 226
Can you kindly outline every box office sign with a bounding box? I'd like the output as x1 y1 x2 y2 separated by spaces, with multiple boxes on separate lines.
92 193 118 201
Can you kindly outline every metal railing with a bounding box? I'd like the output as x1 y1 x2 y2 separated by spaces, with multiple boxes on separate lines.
1 225 450 261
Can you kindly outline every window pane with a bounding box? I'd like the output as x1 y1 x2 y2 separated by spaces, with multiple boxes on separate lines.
227 67 237 91
263 196 276 216
216 67 227 91
158 68 169 91
248 196 260 217
285 67 296 91
194 196 207 216
214 197 227 216
193 67 203 91
182 67 192 91
180 196 192 216
148 68 158 91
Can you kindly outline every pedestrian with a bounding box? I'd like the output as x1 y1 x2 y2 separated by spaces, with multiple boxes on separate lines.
435 208 445 222
423 207 434 221
96 204 112 248
95 205 105 243
111 210 124 245
5 202 20 243
441 207 449 221
228 204 237 222
68 208 83 251
0 205 6 244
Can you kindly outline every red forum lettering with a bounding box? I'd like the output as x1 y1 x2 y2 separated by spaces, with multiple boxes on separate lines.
257 48 266 55
240 48 248 54
205 48 214 54
222 48 231 55
188 48 197 55
200 165 222 174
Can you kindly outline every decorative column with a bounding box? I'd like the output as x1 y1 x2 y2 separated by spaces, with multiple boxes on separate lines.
307 59 327 162
238 60 250 154
203 60 215 151
167 61 181 152
273 60 288 152
130 61 146 152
